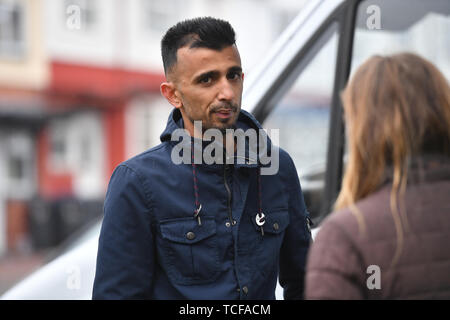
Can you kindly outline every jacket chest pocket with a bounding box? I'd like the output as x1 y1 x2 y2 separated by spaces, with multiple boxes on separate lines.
157 216 220 285
251 210 290 237
250 210 290 275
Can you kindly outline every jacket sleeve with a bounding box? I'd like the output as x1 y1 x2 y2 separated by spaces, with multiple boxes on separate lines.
279 154 312 300
305 219 365 299
92 165 155 299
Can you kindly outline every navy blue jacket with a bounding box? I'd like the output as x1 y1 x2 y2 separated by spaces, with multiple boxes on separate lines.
93 108 311 299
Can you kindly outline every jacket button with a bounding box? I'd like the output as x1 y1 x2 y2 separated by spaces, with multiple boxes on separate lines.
186 232 196 240
273 223 279 231
242 286 248 294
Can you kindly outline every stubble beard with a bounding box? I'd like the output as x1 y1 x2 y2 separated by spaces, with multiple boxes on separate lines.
185 103 240 135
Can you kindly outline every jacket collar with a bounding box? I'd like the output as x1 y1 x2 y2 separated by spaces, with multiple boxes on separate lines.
159 108 272 169
383 154 450 185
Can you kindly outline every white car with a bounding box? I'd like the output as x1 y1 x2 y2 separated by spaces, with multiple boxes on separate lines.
2 0 449 300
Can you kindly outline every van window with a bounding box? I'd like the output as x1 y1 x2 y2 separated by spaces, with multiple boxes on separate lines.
262 23 339 220
341 0 450 174
352 0 450 79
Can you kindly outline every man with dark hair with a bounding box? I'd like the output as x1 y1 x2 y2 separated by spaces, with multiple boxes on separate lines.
93 17 311 300
160 17 241 136
161 17 236 74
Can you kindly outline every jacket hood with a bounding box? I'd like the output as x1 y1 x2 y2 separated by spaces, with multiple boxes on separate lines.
160 108 185 143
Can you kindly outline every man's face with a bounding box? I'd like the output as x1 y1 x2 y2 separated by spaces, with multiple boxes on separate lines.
167 45 243 135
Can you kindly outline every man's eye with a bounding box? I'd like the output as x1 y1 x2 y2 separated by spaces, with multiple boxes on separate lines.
228 72 241 80
199 76 212 84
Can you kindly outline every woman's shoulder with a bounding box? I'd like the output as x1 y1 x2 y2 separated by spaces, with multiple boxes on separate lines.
316 185 393 245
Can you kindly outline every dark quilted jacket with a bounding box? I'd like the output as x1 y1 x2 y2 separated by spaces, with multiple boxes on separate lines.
305 156 450 299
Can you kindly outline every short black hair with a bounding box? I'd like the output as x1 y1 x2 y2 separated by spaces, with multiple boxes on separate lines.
161 17 236 75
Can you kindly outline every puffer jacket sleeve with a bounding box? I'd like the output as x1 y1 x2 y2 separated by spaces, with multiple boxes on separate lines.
305 219 365 299
279 153 312 299
92 165 154 299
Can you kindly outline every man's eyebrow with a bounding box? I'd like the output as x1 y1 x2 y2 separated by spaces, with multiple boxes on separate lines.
228 66 242 74
193 70 219 83
192 66 242 83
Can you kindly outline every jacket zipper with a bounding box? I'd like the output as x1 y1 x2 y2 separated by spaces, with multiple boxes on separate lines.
223 164 235 225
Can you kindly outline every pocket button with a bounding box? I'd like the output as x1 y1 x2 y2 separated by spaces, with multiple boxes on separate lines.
186 231 196 240
273 223 279 231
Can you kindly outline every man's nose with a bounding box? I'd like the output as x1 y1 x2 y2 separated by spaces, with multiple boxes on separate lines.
217 80 235 101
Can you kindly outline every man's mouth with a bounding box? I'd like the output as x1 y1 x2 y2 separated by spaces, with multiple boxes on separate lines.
214 109 234 119
211 104 238 120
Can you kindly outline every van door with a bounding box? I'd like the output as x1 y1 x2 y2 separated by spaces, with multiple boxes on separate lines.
262 23 340 224
249 1 347 225
252 0 450 226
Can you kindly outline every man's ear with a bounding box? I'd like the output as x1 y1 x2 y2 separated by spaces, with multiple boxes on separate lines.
160 82 182 109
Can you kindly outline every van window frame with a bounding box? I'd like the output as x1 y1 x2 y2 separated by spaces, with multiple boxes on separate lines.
252 0 360 225
319 0 358 223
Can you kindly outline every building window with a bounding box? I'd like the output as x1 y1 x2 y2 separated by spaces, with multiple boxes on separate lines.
272 8 298 36
49 120 69 171
79 134 91 170
4 132 34 199
142 0 182 34
8 155 24 180
0 0 25 58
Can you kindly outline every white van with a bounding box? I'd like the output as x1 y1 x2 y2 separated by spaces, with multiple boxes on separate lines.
2 0 449 299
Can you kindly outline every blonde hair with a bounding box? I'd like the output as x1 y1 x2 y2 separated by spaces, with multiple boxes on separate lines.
336 53 450 266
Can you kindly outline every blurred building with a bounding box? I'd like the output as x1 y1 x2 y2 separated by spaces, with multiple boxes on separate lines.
0 0 308 255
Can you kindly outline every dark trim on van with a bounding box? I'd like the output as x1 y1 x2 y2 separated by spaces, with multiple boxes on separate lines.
317 0 359 224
